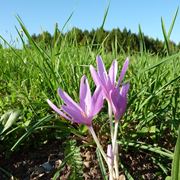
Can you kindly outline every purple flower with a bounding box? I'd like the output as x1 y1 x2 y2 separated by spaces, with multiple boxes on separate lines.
90 56 117 100
110 83 130 120
90 56 129 120
47 75 104 126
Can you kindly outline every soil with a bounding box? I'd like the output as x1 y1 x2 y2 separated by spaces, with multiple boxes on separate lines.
0 136 171 180
0 139 102 180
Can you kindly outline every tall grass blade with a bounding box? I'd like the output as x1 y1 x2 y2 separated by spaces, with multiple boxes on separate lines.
0 167 14 179
16 15 50 59
120 162 134 180
138 24 146 53
161 17 170 55
15 26 27 49
161 7 179 55
144 52 180 71
118 140 173 159
171 126 180 180
11 115 53 151
61 12 74 32
101 1 111 29
167 7 179 39
0 35 24 62
96 148 108 180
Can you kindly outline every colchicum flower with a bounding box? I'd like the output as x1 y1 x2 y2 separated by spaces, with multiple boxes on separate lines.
47 75 104 126
110 83 130 120
90 56 129 120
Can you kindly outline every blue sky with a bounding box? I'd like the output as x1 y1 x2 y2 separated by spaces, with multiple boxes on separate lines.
0 0 180 46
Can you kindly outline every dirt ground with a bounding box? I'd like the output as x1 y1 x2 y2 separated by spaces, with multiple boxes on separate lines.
0 136 170 180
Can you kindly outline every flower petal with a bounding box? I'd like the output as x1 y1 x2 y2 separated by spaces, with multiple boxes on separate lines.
90 65 102 87
91 86 104 116
58 88 82 112
61 105 92 126
110 88 127 120
90 65 108 98
106 75 114 93
79 75 91 114
120 83 130 97
117 58 129 87
108 60 117 86
47 99 72 121
97 56 108 84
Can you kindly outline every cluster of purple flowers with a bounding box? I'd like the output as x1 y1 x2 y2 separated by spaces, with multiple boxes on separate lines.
47 56 129 126
47 56 129 179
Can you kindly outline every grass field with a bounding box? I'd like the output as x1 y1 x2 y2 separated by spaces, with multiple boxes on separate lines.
0 18 180 179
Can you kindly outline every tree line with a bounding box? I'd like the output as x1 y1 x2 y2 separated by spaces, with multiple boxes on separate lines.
30 25 180 56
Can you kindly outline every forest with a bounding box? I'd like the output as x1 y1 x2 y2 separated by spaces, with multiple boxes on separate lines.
30 25 180 56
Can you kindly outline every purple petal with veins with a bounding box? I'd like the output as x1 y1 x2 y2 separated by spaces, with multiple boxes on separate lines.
90 56 130 120
58 88 82 112
97 56 108 85
47 99 72 121
117 58 129 87
47 75 104 126
90 65 102 87
80 75 91 113
108 60 117 86
91 86 104 116
110 85 128 120
61 105 90 125
120 83 130 97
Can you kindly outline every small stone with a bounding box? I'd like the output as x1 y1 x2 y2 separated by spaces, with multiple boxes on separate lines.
55 159 62 169
83 161 90 168
40 162 53 172
85 151 91 161
119 174 126 180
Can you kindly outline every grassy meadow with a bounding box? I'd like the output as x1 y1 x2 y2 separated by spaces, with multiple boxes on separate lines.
0 17 180 179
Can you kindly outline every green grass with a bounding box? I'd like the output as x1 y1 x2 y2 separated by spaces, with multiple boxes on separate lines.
0 18 180 179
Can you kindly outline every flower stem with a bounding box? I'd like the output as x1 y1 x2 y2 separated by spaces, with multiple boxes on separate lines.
88 126 109 165
108 101 114 144
108 165 114 180
89 126 115 179
112 120 119 152
113 120 119 178
107 144 115 180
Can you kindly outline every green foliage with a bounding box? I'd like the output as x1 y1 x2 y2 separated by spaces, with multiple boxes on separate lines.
0 11 179 179
96 148 108 180
29 8 180 57
118 140 173 159
0 110 20 137
166 126 180 180
138 24 146 54
11 115 53 151
101 0 111 29
0 167 14 179
30 26 179 56
64 140 83 180
171 126 180 180
161 7 179 55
